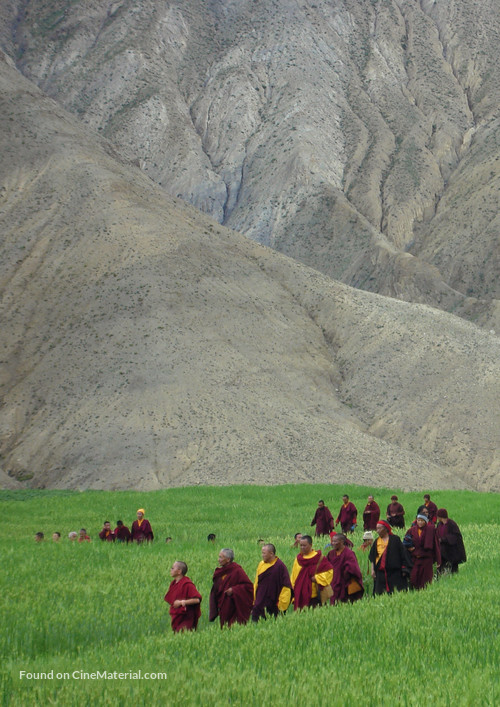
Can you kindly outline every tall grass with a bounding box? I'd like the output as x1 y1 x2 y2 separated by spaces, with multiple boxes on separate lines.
1 484 498 706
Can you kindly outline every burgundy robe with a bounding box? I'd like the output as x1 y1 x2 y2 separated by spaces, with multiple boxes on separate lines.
407 523 441 589
437 519 466 570
164 576 202 632
209 562 254 628
387 502 405 528
252 558 292 622
362 501 380 530
327 547 364 603
114 525 131 543
131 518 154 543
99 529 115 542
311 506 334 536
335 502 357 533
293 552 333 610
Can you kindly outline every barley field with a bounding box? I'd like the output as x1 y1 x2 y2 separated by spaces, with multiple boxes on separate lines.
1 484 498 706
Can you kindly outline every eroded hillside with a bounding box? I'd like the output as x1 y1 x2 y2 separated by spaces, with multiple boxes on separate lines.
0 54 498 491
3 0 499 327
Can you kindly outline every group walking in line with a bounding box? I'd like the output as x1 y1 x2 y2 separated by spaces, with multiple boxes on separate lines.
162 493 466 632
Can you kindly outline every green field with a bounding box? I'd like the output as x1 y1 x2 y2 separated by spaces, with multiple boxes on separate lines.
1 484 498 706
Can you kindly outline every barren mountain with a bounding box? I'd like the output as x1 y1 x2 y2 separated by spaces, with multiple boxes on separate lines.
0 54 498 491
3 0 499 329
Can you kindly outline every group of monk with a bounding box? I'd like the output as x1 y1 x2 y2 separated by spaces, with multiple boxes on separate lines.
34 509 155 545
163 493 466 632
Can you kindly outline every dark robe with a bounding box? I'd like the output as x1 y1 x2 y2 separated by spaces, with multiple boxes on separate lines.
98 529 115 542
386 502 405 528
369 534 412 595
209 562 254 628
114 525 131 543
336 502 358 533
293 551 333 610
252 558 292 622
417 501 438 523
131 518 154 543
407 523 441 589
363 501 380 530
436 519 466 572
311 506 334 536
326 547 364 604
164 576 202 632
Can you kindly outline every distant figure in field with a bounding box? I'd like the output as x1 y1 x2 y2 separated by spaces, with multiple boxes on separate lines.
207 533 216 543
327 533 364 604
362 495 380 530
359 531 374 552
114 520 131 543
78 528 91 543
209 549 254 628
406 515 441 590
386 495 405 529
417 494 438 524
291 535 333 610
311 500 334 536
68 531 78 541
436 509 467 574
165 537 173 543
35 532 44 542
164 561 202 632
99 521 115 542
369 521 412 595
335 495 358 534
252 543 292 622
131 509 154 543
52 532 61 542
291 532 302 548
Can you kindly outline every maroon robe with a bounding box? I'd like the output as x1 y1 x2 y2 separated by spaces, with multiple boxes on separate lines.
327 547 364 603
252 558 292 622
336 502 357 533
99 529 115 542
293 552 333 610
311 506 334 536
114 525 131 543
407 524 441 589
387 502 405 528
436 519 466 571
209 562 254 628
164 576 202 632
131 518 154 543
362 501 380 530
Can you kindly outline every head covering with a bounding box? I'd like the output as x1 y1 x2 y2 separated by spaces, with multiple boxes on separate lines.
363 531 374 540
417 514 428 522
377 520 392 533
437 508 448 518
137 508 145 515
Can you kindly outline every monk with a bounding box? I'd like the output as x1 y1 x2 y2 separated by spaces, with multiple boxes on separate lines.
369 521 412 595
114 520 131 543
327 533 364 604
311 500 334 536
291 535 333 610
417 494 438 524
406 514 441 589
131 509 154 543
436 509 467 574
209 549 254 628
362 495 380 530
335 495 357 534
252 543 292 622
78 528 91 542
99 521 115 542
386 495 405 529
164 561 202 632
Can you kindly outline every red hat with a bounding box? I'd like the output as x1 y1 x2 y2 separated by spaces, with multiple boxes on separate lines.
377 520 392 533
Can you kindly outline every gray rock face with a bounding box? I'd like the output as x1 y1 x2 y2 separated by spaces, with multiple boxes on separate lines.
0 54 498 491
3 0 498 328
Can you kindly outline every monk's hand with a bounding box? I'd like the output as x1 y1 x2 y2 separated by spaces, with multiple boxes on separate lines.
225 588 233 596
173 600 183 608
